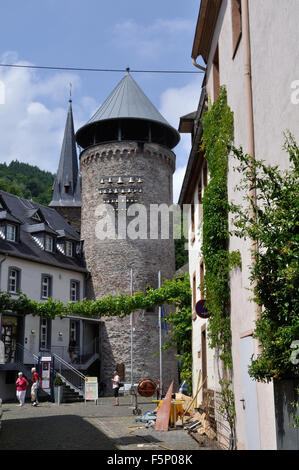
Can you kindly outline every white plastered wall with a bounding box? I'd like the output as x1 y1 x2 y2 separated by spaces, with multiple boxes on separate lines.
197 0 299 450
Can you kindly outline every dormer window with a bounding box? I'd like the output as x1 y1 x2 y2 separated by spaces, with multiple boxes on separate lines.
45 234 54 252
7 224 17 242
65 240 73 257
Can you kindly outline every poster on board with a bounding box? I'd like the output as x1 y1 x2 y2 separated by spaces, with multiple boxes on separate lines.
85 377 98 401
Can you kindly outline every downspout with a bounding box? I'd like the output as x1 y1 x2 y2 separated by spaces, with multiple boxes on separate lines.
241 0 261 321
0 254 8 293
242 0 264 451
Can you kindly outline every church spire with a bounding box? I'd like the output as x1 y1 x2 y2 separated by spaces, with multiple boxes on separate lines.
49 99 81 208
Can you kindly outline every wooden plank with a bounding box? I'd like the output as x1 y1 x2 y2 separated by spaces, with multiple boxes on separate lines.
155 381 173 431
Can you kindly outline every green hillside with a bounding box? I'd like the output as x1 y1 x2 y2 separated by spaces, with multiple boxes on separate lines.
0 160 54 205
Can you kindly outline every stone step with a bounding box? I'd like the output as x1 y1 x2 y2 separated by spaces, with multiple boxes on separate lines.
62 385 84 403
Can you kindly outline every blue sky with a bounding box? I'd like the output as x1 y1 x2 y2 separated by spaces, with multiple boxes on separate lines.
0 0 203 201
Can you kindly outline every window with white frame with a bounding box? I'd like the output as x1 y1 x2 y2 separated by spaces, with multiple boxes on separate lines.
41 275 52 299
7 224 16 242
65 240 73 257
40 318 48 349
8 268 20 293
45 234 54 252
70 280 80 302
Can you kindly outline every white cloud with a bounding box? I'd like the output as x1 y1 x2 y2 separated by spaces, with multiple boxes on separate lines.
112 18 194 59
0 52 96 173
159 75 203 199
159 76 202 129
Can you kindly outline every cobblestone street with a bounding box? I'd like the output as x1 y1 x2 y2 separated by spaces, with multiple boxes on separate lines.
0 396 217 451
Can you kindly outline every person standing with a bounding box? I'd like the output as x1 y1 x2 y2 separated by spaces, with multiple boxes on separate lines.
31 367 40 406
16 372 28 407
111 370 120 406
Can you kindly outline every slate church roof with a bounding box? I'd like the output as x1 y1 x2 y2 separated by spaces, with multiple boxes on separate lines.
49 100 81 208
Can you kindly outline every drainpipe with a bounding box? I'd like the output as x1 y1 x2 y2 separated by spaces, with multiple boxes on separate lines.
241 0 261 322
0 254 8 293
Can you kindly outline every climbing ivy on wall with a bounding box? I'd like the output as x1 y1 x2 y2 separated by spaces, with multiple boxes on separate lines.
200 86 238 370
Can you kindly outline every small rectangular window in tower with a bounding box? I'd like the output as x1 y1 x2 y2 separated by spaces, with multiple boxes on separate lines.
232 0 242 58
213 45 220 102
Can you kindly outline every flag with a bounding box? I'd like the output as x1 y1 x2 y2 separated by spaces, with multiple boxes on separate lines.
161 305 168 332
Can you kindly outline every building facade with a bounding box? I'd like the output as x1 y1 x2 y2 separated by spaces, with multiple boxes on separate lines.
0 189 101 401
179 0 299 450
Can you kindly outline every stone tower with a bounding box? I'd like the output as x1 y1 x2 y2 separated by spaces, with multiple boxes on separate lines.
75 72 180 390
49 100 81 234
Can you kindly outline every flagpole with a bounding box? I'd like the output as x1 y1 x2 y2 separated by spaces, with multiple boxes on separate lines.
158 270 162 389
130 268 134 389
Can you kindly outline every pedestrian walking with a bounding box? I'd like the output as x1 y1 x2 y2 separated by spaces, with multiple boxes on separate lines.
31 367 40 406
16 372 28 407
111 370 120 406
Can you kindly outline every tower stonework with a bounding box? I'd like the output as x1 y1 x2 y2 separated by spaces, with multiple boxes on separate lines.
76 73 180 390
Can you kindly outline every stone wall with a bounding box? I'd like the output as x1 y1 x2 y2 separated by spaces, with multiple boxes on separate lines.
52 206 81 236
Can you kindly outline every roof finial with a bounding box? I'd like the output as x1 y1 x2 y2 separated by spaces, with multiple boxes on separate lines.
126 67 130 74
69 82 72 103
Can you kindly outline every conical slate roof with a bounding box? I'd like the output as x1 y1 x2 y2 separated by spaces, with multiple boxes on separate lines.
76 72 180 149
88 73 170 126
49 101 81 207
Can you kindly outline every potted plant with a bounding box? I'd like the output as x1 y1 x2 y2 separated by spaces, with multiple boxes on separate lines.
54 376 64 405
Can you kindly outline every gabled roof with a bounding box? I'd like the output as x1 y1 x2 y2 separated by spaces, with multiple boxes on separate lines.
0 190 86 273
192 0 222 63
49 101 81 208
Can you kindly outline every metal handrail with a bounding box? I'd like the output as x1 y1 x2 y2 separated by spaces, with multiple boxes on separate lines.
52 351 86 396
52 352 86 380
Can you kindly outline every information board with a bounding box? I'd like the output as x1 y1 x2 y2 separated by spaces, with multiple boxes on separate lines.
85 377 98 401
